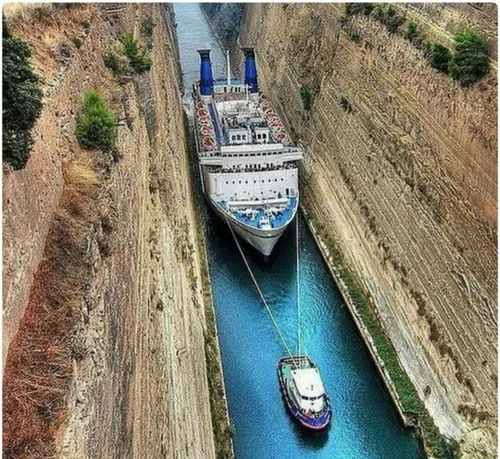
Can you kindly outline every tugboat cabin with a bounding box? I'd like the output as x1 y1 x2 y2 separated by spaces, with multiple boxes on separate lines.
291 367 327 416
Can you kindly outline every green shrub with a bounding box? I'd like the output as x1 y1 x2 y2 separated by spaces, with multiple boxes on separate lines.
103 33 152 77
141 16 155 37
404 21 419 42
2 14 43 170
425 42 452 73
372 4 405 34
340 96 352 113
76 91 116 152
348 29 361 43
103 51 130 76
299 85 313 111
121 33 152 74
449 29 490 86
71 36 83 48
344 3 374 17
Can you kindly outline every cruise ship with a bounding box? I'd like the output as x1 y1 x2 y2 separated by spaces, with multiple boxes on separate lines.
192 48 302 256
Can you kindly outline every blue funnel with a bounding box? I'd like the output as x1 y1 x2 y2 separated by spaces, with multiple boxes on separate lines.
197 49 213 97
242 47 259 94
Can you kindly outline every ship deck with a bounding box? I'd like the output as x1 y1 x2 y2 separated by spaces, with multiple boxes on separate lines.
217 196 297 230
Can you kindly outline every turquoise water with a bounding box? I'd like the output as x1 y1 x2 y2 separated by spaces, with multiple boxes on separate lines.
174 4 424 458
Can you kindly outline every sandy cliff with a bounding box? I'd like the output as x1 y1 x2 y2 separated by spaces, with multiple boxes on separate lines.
3 4 217 458
241 3 497 456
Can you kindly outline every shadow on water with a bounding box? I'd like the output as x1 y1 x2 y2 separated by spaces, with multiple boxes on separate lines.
290 415 330 452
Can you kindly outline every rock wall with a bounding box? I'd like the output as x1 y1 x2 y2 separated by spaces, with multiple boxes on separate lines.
3 4 217 458
3 4 106 366
241 3 497 456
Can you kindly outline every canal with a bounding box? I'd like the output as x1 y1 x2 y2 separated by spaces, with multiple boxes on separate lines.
174 4 424 458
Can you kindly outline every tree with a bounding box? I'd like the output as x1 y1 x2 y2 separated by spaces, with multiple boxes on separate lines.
404 21 419 42
425 43 452 73
3 14 43 170
449 29 490 86
76 91 116 152
121 33 151 73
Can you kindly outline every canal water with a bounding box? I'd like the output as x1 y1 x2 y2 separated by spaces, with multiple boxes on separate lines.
174 4 424 459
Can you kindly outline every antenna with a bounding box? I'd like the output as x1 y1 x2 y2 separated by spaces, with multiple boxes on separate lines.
227 49 231 87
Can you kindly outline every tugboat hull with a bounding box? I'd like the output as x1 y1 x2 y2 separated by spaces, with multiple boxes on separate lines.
278 356 332 431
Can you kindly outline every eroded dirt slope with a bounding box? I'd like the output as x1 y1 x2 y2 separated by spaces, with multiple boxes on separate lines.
241 3 497 456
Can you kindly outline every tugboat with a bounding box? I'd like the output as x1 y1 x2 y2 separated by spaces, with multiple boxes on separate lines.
278 355 332 430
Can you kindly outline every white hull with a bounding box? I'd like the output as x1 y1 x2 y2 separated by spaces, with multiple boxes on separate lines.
207 196 293 256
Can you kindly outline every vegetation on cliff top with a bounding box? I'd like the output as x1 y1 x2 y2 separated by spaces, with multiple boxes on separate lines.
2 14 43 170
76 91 116 153
425 43 452 73
449 29 491 86
342 4 491 86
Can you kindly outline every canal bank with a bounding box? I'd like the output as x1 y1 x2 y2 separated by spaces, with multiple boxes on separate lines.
175 3 424 459
300 205 456 458
239 4 497 457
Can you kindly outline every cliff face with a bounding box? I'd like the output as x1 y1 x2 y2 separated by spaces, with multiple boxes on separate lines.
241 3 497 456
3 4 216 458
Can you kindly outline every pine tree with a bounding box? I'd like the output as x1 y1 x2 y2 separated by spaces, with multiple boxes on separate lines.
3 14 43 170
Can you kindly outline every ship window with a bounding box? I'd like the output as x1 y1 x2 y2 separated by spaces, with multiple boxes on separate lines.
275 179 277 182
245 181 248 184
232 181 235 184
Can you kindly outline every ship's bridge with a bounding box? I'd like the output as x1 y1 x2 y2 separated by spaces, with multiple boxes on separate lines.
199 143 302 169
214 98 275 146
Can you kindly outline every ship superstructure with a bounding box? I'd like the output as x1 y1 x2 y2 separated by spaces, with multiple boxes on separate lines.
193 48 302 256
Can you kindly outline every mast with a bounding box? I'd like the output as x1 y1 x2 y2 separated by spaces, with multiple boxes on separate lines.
226 49 231 87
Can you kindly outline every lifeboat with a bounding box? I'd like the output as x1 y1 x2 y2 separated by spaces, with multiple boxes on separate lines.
197 108 209 119
200 126 213 136
202 136 215 150
196 100 205 110
275 132 286 142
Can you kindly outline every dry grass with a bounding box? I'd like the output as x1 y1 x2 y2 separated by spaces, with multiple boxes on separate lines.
3 3 56 21
3 152 102 459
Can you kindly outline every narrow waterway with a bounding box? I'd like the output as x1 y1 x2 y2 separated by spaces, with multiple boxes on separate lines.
174 4 424 458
